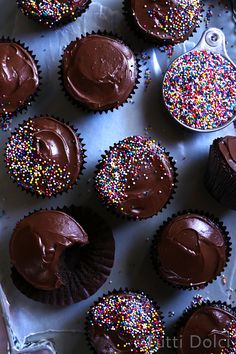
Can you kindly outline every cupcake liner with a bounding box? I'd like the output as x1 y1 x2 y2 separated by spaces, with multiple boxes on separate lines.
205 139 236 210
85 288 165 353
122 0 204 46
173 300 236 352
151 210 232 291
10 206 115 306
58 30 142 114
4 114 86 199
94 143 178 221
16 0 92 29
0 37 41 120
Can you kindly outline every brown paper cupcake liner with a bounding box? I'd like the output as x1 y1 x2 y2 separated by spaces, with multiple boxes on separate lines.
85 288 165 353
16 0 92 29
173 300 236 352
94 145 178 221
122 0 204 47
4 114 86 199
0 37 41 120
151 209 232 291
10 206 115 306
205 139 236 210
58 30 142 114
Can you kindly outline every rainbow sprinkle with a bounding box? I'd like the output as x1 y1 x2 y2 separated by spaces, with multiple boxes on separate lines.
163 50 236 130
17 0 89 27
224 319 236 353
88 292 165 353
143 0 202 41
95 136 169 207
5 119 71 197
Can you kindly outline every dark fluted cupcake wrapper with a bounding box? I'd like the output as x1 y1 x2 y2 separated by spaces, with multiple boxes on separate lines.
122 0 204 46
10 206 115 306
151 209 232 291
85 288 165 353
4 114 86 199
173 300 236 352
94 144 178 221
205 139 236 210
0 37 41 120
58 30 142 114
16 0 92 29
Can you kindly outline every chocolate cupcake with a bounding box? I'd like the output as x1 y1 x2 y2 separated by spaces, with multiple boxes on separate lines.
16 0 91 28
152 211 231 289
95 136 177 220
0 38 40 119
123 0 203 44
61 33 139 112
10 207 115 306
86 290 165 353
176 302 236 353
205 136 236 210
5 115 85 198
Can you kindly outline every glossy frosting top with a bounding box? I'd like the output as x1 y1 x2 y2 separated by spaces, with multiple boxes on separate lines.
95 136 175 219
158 213 227 287
5 116 83 197
129 0 203 43
63 34 137 110
0 42 39 115
10 210 88 291
178 305 236 354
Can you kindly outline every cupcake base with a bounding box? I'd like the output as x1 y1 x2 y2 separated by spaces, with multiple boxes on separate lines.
11 206 115 306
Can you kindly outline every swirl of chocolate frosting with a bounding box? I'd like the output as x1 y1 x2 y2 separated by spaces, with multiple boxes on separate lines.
5 116 83 197
0 42 39 115
62 34 137 111
10 210 88 291
95 136 176 219
178 305 236 354
218 136 236 173
127 0 203 44
157 213 227 287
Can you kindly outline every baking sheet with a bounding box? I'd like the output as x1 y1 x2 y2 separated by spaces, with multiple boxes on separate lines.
0 0 235 353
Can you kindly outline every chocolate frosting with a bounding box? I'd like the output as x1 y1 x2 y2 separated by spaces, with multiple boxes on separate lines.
5 116 83 197
10 210 88 291
178 305 236 354
218 136 236 173
0 42 39 115
88 292 164 353
62 34 137 110
95 136 175 219
157 214 227 287
18 0 90 27
128 0 202 44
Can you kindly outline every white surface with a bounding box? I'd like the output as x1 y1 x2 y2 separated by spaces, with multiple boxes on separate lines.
0 0 235 353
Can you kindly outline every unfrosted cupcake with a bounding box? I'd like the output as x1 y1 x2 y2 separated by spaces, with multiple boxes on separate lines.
86 290 165 353
176 302 236 353
123 0 203 44
152 211 231 289
16 0 92 28
10 207 115 306
5 115 85 198
95 136 177 220
205 136 236 210
0 38 40 119
61 33 139 112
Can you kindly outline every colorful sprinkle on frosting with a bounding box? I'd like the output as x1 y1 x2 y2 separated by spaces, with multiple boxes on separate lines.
95 136 168 207
163 50 236 130
17 0 90 27
5 119 72 197
224 319 236 353
88 292 165 353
